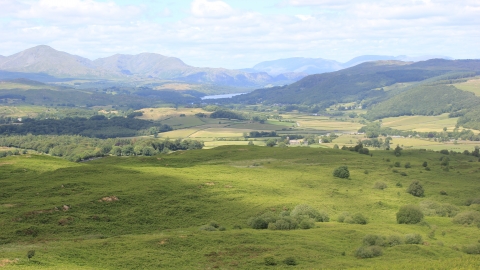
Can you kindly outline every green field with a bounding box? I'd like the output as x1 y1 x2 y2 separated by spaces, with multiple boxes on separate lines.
454 77 480 96
380 114 459 132
1 146 480 269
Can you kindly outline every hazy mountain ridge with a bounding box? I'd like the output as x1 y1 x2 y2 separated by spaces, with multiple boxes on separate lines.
0 45 297 87
248 55 452 77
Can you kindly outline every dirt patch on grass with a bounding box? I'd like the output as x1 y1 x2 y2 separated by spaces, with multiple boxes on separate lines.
0 259 18 267
99 196 119 202
0 162 14 166
2 204 16 208
205 182 215 186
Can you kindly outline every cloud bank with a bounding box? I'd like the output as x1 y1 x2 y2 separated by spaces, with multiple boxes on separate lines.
0 0 479 68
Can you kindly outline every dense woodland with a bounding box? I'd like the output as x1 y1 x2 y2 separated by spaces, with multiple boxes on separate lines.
0 135 204 161
0 116 172 138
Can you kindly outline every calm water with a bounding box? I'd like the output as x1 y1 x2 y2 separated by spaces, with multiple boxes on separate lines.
201 93 246 100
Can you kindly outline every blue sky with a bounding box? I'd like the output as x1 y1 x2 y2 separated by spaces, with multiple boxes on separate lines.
0 0 479 68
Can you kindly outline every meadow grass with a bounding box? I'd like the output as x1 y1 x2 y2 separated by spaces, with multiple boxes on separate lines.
1 146 480 268
453 77 480 96
380 114 459 132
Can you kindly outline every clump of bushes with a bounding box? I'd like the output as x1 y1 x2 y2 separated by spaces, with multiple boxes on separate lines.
419 200 459 217
363 234 385 246
386 235 403 247
396 205 424 224
404 162 411 168
404 233 423 244
452 211 480 225
465 198 480 206
355 245 383 258
337 212 368 224
407 180 424 197
374 182 387 190
462 244 480 254
333 165 350 179
248 205 328 230
199 221 225 231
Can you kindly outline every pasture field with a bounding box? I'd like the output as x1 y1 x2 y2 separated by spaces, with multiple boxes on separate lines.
1 146 480 269
0 106 56 118
453 77 480 96
137 108 207 121
380 114 458 132
0 82 57 91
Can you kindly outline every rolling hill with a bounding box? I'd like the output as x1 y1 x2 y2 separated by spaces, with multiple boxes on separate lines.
233 59 480 108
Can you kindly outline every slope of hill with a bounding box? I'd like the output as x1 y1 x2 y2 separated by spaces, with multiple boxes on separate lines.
1 146 480 268
232 59 480 106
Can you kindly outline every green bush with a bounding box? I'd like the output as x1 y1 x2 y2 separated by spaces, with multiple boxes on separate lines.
199 225 217 231
420 200 459 217
346 213 368 225
283 257 298 266
465 198 480 206
290 204 329 222
264 256 277 266
404 234 423 244
397 205 424 224
247 213 276 229
374 182 387 190
452 211 480 225
386 235 403 246
337 212 350 223
394 161 401 167
404 162 411 168
299 218 316 229
268 217 298 230
363 234 385 246
422 161 428 167
407 181 424 197
463 244 480 254
355 246 383 258
333 165 350 179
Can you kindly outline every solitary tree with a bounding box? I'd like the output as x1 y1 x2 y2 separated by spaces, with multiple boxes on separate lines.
396 205 424 224
333 166 350 179
407 181 424 197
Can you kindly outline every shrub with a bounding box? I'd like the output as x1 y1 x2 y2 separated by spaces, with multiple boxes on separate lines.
291 204 329 222
407 181 424 197
404 234 423 244
209 221 220 228
463 244 480 254
374 182 387 190
452 211 480 225
394 161 401 167
283 257 298 265
465 198 480 206
247 213 276 229
346 213 368 225
396 182 403 187
422 161 428 167
27 250 35 260
333 165 350 179
199 225 217 231
264 256 277 266
440 149 449 155
363 234 385 246
364 170 369 174
386 235 403 247
404 162 411 168
419 200 459 217
299 218 315 229
397 205 424 224
440 190 447 195
400 172 407 176
218 226 226 231
337 212 350 223
268 217 298 230
355 246 383 258
425 166 431 171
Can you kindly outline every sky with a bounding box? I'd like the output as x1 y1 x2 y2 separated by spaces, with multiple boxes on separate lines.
0 0 479 69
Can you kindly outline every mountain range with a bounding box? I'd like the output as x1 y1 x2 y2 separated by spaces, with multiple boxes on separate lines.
246 55 452 76
0 45 453 88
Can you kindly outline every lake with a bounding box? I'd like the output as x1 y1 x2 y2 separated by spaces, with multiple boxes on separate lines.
201 93 246 100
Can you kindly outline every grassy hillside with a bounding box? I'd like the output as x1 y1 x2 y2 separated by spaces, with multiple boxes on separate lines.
1 146 480 269
365 85 480 120
231 59 480 106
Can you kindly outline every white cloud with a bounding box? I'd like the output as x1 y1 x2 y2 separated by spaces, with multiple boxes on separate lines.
190 0 234 18
0 0 479 68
